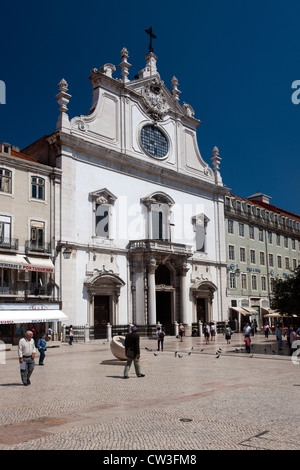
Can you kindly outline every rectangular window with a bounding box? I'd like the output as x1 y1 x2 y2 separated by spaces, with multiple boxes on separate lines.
269 254 274 267
268 231 272 244
284 236 288 248
249 226 254 239
251 275 257 290
277 255 282 268
258 229 264 242
239 223 244 237
0 215 11 246
285 257 289 269
230 272 236 289
293 259 297 270
31 176 45 200
250 249 255 264
240 247 246 263
229 245 235 260
30 221 45 250
228 220 234 234
241 273 247 289
260 252 265 265
276 234 280 246
195 214 207 252
261 276 267 291
0 168 12 193
96 204 109 238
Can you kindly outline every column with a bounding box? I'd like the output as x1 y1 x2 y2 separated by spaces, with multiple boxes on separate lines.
180 262 189 325
148 258 157 325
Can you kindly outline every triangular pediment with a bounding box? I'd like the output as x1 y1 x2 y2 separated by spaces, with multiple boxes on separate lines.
89 188 117 204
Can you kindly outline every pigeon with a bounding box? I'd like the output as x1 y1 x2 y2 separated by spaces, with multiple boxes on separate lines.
175 351 178 357
154 353 158 356
235 348 239 352
145 347 152 352
264 348 267 353
191 347 194 351
250 354 254 358
188 352 192 355
200 349 204 352
216 354 220 358
178 354 183 358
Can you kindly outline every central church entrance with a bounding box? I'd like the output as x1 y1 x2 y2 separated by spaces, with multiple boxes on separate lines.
155 264 173 333
156 291 172 325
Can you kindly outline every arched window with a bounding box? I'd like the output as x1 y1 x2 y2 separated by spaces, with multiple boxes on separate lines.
141 192 175 241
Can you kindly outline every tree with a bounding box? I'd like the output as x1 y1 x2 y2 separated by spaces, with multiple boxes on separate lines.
271 267 300 316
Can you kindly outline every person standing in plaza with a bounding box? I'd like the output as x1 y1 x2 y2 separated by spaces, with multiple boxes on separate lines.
275 324 283 352
124 326 145 379
156 327 165 351
224 324 232 344
179 323 185 342
18 330 36 386
210 322 216 342
264 322 270 339
289 327 297 356
243 323 251 339
203 322 210 345
69 325 74 345
37 333 47 365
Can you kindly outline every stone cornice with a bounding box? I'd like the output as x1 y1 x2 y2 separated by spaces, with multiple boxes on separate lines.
53 130 229 198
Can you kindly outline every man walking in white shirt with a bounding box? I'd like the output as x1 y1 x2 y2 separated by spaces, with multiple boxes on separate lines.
18 330 36 386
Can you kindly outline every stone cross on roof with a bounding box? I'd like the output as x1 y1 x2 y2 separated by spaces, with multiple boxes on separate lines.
145 27 156 53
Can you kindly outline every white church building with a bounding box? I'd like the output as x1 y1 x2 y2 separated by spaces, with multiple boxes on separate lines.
24 40 229 336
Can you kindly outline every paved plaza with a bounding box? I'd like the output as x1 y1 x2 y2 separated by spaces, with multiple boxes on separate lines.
0 331 299 451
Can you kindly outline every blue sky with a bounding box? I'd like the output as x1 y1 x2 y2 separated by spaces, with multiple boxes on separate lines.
1 0 300 214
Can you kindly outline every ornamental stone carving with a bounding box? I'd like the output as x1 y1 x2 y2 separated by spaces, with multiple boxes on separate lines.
142 78 169 121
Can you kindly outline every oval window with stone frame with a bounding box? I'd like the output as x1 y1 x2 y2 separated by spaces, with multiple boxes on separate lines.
140 125 169 159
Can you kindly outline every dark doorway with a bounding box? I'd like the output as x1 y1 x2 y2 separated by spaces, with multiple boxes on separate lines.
196 298 206 323
155 265 171 285
156 291 172 327
94 295 109 339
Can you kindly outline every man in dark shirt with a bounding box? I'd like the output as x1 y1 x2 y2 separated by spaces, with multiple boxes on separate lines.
124 325 145 379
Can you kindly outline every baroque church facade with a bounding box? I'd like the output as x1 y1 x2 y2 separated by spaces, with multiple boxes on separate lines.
24 44 229 335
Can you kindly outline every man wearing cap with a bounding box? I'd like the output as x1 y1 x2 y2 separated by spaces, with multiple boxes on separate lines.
124 325 145 379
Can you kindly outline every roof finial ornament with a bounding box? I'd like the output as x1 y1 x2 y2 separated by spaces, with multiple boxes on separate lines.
56 78 71 130
145 27 156 53
119 47 131 83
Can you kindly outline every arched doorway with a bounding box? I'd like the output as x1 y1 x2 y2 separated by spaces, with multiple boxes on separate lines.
84 271 125 337
191 279 218 324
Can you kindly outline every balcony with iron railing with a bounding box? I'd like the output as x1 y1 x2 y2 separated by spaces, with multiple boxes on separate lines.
0 282 56 299
0 237 19 251
129 239 193 255
25 240 51 254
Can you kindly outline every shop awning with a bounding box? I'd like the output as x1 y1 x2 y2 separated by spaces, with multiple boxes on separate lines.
0 254 27 270
0 254 54 273
24 257 54 273
229 307 248 314
242 307 258 315
0 308 67 324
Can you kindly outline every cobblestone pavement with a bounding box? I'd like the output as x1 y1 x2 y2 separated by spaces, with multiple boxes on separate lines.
0 331 299 451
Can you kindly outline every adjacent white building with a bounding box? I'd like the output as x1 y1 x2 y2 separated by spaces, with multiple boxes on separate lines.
24 47 229 336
